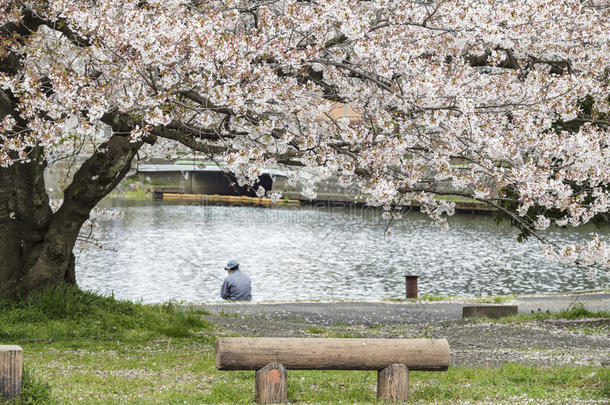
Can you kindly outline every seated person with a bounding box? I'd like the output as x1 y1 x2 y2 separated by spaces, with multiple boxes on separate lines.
220 260 252 301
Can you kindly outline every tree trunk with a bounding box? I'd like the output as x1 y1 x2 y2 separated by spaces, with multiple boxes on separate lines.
0 151 59 300
0 134 147 300
0 7 152 301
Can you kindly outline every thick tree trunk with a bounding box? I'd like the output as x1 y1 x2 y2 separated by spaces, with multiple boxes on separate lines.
0 133 147 300
0 151 58 300
0 135 142 297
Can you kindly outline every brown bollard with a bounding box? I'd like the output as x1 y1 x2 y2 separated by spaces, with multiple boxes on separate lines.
255 362 287 404
377 363 409 402
0 345 23 400
405 275 419 298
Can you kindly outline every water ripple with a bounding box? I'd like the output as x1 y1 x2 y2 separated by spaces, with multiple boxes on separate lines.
76 201 610 303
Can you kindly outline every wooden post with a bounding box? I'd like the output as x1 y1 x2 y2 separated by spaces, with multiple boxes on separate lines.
255 362 287 404
377 363 409 402
405 275 419 298
0 345 23 400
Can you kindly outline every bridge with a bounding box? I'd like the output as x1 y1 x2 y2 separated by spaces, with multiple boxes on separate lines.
136 161 286 197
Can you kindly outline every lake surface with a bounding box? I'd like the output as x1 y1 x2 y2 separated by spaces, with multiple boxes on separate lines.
76 200 609 303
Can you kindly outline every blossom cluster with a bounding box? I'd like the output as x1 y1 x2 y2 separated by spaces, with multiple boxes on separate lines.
1 0 608 266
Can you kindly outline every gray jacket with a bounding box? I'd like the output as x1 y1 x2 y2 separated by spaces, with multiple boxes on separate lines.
220 270 252 301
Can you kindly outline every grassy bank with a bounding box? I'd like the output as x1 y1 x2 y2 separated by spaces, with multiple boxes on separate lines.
1 286 608 404
500 301 610 322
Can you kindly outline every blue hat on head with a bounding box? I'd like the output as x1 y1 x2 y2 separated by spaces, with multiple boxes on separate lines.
225 260 239 270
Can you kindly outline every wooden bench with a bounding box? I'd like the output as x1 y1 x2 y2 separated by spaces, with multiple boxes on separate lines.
215 337 450 403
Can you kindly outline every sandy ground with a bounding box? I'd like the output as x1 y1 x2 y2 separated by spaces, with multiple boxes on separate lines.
198 291 610 368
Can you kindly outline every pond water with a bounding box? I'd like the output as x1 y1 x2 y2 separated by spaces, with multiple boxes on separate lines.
76 200 609 303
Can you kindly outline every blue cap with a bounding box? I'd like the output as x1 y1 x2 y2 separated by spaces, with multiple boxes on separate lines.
224 260 239 270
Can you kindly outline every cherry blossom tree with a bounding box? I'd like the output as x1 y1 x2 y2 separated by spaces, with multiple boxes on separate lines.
1 0 608 299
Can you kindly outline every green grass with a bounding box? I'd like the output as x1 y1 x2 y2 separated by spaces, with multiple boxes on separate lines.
500 302 610 323
0 285 212 345
217 310 240 318
419 294 453 302
306 326 328 334
1 286 608 404
107 175 179 200
107 188 150 200
410 364 609 403
2 366 53 405
490 295 516 304
122 189 150 199
0 285 213 404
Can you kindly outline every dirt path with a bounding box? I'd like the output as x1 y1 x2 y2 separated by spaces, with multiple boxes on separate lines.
199 292 610 368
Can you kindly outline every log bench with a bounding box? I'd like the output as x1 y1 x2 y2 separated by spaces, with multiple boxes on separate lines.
215 337 450 403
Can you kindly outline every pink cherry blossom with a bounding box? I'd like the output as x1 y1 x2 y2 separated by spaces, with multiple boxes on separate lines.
1 0 608 272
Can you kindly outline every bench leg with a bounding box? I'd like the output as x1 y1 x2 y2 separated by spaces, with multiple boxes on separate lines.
255 362 287 404
0 345 23 400
377 363 408 402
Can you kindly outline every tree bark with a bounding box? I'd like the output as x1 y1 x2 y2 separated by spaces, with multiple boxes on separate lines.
0 134 146 299
0 168 21 288
16 133 146 297
0 150 55 300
